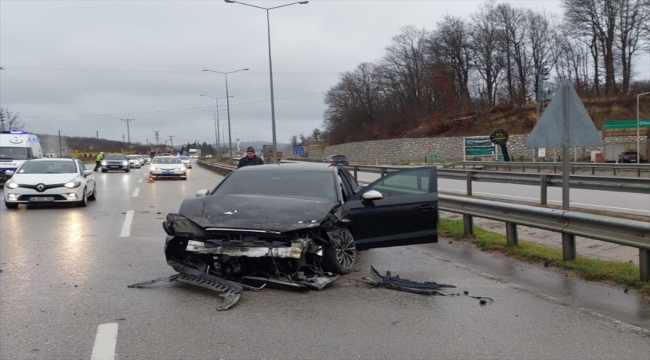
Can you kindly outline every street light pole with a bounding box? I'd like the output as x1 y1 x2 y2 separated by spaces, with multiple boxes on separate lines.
201 94 232 158
202 69 248 162
225 0 309 163
637 92 650 164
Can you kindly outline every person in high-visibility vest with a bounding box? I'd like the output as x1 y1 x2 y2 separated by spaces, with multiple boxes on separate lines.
94 152 104 172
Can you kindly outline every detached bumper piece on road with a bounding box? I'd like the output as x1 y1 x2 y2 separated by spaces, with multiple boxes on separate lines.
362 266 494 305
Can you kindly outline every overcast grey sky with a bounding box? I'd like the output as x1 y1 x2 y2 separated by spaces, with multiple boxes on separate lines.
1 0 648 147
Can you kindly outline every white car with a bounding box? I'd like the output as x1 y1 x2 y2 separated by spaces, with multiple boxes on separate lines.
4 158 97 209
178 155 192 168
149 156 187 180
126 155 142 169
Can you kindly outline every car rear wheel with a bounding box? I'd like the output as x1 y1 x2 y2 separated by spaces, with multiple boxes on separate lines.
323 229 356 275
125 169 130 173
4 201 18 209
101 169 107 173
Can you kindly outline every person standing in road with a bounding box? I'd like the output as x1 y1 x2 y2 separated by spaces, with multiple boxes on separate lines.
237 146 264 168
94 152 104 172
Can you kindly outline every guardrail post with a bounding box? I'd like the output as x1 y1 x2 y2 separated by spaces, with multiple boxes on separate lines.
353 166 358 182
591 166 595 175
613 167 617 176
506 223 518 246
466 172 473 196
641 249 650 282
638 168 641 178
540 175 548 206
381 168 386 178
463 171 474 237
562 233 577 261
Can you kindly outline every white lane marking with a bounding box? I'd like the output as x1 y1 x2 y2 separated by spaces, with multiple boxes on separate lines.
119 210 135 238
439 188 650 215
138 178 143 183
90 323 118 360
132 188 139 197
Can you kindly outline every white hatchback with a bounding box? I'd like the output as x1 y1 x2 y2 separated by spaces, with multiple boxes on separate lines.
4 158 97 209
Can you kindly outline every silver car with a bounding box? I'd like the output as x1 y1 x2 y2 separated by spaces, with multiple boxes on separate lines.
178 155 192 169
126 155 142 169
149 156 187 180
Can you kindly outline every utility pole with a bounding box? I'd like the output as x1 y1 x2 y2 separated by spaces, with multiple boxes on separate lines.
168 135 175 150
121 118 134 146
58 130 62 156
153 130 160 145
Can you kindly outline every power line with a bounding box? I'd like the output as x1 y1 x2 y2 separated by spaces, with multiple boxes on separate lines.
1 66 341 75
20 91 326 118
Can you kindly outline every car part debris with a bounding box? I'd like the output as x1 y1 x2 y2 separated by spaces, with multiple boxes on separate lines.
128 262 264 311
361 265 494 305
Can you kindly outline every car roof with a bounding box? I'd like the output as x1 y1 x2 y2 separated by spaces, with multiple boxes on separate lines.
237 162 337 173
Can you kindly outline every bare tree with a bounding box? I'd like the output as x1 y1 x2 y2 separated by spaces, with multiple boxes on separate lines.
470 0 505 106
563 0 621 95
0 108 25 131
617 0 650 94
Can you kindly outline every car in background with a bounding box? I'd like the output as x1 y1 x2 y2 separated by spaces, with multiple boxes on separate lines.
323 154 349 166
4 158 97 209
101 153 130 172
162 162 438 295
139 155 151 165
150 156 187 180
618 150 643 163
126 155 142 169
178 155 192 169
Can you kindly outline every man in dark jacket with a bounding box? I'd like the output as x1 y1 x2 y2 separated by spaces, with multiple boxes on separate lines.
237 146 264 168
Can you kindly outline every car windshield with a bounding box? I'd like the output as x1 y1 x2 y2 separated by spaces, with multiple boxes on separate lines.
214 170 338 200
105 154 125 160
126 155 139 159
18 161 77 174
332 155 346 159
0 147 31 160
152 157 182 164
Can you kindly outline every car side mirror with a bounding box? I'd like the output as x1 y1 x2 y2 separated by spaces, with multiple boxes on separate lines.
83 170 93 176
362 190 383 201
195 189 210 197
5 170 14 176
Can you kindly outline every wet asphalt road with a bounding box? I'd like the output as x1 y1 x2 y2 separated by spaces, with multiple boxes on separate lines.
1 162 649 360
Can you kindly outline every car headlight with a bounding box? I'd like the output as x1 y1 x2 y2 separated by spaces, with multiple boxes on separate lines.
122 160 128 165
101 161 107 165
5 180 18 189
64 178 82 189
180 166 186 171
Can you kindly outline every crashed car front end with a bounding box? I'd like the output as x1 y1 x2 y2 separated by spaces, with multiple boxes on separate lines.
162 204 351 291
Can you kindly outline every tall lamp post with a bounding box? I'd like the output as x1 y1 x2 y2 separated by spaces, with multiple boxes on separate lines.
202 69 248 162
637 92 650 164
201 94 233 158
224 0 309 163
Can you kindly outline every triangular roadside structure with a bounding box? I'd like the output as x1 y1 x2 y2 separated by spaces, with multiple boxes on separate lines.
525 79 603 148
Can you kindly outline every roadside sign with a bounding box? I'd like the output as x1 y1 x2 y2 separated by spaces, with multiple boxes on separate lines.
430 153 438 159
427 145 433 152
292 147 304 155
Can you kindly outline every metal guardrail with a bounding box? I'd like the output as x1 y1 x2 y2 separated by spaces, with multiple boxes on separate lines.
197 160 650 281
342 165 650 205
443 161 650 177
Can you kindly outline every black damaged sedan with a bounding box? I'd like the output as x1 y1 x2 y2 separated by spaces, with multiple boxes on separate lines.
162 162 439 292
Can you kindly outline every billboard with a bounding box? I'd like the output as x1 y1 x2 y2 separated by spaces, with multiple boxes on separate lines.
463 136 495 159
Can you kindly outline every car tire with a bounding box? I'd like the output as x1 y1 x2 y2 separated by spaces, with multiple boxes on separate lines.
125 169 130 173
101 169 107 173
77 188 88 207
4 201 18 209
323 228 356 275
88 185 97 201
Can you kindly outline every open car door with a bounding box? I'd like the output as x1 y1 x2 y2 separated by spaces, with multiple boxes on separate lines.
339 167 438 250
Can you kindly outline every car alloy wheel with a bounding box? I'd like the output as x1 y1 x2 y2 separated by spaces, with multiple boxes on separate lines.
323 229 356 275
88 185 97 201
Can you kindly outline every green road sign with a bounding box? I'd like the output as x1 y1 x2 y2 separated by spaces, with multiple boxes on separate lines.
430 153 438 159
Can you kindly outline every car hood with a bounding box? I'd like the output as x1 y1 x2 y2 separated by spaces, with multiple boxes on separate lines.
178 194 339 232
11 173 78 185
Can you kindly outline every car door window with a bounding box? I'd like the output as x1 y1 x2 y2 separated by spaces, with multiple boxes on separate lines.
363 168 431 198
340 168 359 193
337 171 353 202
